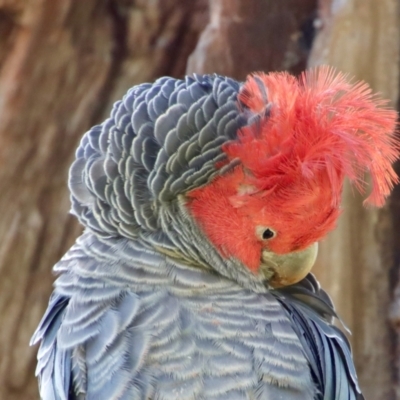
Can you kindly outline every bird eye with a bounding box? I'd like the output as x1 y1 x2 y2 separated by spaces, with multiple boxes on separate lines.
256 226 276 241
262 228 275 240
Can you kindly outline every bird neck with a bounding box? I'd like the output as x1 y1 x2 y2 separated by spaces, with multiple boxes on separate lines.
157 196 268 293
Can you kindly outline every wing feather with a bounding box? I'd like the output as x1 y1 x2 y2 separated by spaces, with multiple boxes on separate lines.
31 294 72 400
274 273 364 400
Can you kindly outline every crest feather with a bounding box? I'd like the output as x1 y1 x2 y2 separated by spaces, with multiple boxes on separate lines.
225 66 399 207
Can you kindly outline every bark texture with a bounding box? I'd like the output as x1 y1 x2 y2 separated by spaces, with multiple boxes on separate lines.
187 0 316 79
0 0 399 399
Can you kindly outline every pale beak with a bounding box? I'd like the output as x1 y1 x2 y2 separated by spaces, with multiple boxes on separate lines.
260 242 318 288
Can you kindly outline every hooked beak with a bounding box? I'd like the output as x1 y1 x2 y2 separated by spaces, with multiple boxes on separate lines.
260 242 318 288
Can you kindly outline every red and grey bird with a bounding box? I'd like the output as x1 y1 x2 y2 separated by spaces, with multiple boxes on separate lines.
32 67 399 399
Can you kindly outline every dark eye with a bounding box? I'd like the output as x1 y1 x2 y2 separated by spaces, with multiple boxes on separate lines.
262 228 275 240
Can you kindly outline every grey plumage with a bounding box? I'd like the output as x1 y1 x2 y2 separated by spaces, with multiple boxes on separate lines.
32 75 363 399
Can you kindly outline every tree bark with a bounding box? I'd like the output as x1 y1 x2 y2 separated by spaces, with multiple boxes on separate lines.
187 0 317 79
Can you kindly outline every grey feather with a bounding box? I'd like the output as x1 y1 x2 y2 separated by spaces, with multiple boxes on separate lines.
132 100 150 135
132 123 155 164
155 104 187 149
31 294 71 400
274 274 364 400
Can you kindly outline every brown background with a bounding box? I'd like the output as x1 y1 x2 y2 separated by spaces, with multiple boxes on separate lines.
0 0 399 399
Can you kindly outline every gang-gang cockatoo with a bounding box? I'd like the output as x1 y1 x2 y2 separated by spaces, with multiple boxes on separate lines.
32 67 399 400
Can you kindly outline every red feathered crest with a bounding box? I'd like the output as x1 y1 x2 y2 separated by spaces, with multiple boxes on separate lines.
225 66 399 207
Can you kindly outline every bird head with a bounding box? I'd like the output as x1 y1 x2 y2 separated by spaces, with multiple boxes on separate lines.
187 67 399 287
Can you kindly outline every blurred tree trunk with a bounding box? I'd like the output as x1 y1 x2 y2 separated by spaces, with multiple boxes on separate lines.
187 0 317 79
0 0 398 399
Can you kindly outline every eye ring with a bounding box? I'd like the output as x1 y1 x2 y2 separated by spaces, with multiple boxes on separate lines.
256 226 276 241
262 228 275 240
